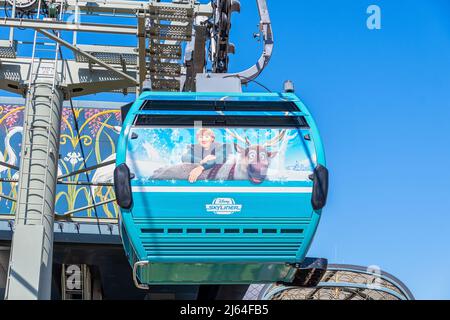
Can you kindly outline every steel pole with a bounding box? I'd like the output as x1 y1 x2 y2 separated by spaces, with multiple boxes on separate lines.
5 75 64 300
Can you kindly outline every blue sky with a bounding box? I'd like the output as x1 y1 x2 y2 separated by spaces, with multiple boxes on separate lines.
242 0 450 299
1 0 450 299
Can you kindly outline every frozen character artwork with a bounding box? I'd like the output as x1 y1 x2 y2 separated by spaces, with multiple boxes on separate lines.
211 129 284 184
181 129 231 183
151 128 233 183
149 127 316 184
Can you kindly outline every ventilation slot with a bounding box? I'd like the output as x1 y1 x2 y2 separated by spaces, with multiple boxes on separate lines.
140 226 306 236
168 229 183 234
280 229 304 234
142 228 164 234
186 229 202 234
262 229 278 234
224 229 240 234
205 229 221 234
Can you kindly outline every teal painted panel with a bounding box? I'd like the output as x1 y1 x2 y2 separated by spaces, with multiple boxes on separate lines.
131 191 313 218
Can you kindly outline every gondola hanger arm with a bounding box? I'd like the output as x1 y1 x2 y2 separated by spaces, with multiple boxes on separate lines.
230 0 274 84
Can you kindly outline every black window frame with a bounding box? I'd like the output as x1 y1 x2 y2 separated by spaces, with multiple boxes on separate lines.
135 100 308 128
134 115 309 128
141 100 301 112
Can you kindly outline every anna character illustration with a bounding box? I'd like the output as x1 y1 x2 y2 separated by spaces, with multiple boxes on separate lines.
181 128 231 183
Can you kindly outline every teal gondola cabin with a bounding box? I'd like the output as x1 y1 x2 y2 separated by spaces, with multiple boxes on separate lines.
114 92 328 288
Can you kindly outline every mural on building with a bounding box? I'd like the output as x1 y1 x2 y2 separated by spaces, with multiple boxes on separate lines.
0 104 121 219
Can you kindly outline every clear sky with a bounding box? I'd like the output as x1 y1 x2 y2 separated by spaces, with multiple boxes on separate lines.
1 0 450 299
236 0 450 300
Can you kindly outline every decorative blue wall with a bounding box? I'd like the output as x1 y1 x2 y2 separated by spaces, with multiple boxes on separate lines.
0 104 121 219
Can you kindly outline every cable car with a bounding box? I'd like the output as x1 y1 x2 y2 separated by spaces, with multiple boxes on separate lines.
114 91 328 289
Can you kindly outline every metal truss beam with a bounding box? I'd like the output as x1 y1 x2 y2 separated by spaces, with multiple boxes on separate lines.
0 1 213 20
0 57 137 97
261 283 408 301
65 79 136 98
184 24 208 91
64 0 151 15
36 29 138 86
0 178 18 183
137 15 147 91
258 264 415 301
57 181 114 187
0 18 137 35
0 213 119 226
64 0 212 16
0 57 30 95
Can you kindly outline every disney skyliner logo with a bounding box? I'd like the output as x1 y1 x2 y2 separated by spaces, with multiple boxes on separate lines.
206 198 242 215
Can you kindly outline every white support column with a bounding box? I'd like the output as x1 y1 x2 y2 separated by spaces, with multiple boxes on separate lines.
5 74 64 300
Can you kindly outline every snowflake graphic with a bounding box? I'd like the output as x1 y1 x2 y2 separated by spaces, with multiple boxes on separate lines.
64 152 84 166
